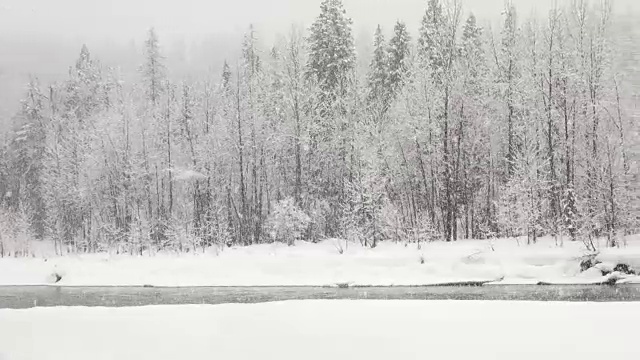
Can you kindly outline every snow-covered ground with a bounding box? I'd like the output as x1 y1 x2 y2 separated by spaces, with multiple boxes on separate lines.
1 236 640 287
1 300 639 360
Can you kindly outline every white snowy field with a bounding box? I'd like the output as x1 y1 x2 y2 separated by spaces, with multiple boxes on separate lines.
0 300 639 360
1 236 640 287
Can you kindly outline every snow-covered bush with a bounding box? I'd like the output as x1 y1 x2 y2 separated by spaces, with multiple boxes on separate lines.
307 199 332 242
497 179 526 238
126 218 152 255
267 198 311 246
561 187 578 242
0 208 33 258
380 202 405 243
165 219 201 254
206 217 232 252
408 212 440 245
342 166 387 248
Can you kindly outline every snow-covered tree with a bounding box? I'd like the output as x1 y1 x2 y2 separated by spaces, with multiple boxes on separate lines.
367 25 389 123
497 126 549 244
141 28 166 106
387 21 411 97
306 0 356 117
8 79 48 239
0 0 636 253
498 3 520 176
305 0 358 239
561 186 578 242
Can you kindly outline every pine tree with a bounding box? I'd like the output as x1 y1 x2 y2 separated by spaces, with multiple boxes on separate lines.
240 25 266 245
306 0 357 239
499 3 519 176
460 14 485 91
306 0 356 116
9 79 48 239
242 25 261 78
142 28 165 106
0 2 637 252
221 60 232 92
65 45 103 120
418 0 447 80
343 113 387 248
387 21 411 97
367 25 388 100
44 59 102 251
417 0 462 242
458 13 488 240
283 26 307 207
74 45 98 83
139 28 168 246
366 25 390 124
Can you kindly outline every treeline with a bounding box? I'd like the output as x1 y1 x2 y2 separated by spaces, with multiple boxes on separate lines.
0 0 638 255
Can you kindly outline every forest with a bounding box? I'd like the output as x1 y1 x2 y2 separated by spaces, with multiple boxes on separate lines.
0 0 638 256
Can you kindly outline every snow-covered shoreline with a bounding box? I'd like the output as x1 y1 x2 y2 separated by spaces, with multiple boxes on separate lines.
2 300 640 360
1 236 640 287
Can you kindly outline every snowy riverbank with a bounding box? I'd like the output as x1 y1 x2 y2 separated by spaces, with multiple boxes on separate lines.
1 236 640 287
2 300 640 360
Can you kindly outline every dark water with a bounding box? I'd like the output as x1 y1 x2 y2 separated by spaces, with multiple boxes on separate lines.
2 285 640 309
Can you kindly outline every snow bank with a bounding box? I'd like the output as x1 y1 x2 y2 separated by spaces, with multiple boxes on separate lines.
1 301 639 360
1 236 639 287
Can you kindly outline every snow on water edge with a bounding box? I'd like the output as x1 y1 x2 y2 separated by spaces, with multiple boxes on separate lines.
1 236 639 287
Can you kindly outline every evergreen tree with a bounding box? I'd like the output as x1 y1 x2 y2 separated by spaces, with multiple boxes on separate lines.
366 25 390 124
305 0 357 238
417 0 462 241
0 1 637 253
221 60 232 92
418 0 447 80
457 13 489 240
9 79 48 239
306 0 356 115
65 45 103 120
242 25 261 78
499 3 519 176
387 21 411 97
460 14 485 91
141 28 165 106
283 26 307 208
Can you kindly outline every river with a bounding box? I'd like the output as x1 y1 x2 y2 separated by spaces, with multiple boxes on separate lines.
1 284 640 309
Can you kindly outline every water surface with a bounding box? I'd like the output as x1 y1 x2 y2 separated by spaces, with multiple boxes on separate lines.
1 284 640 309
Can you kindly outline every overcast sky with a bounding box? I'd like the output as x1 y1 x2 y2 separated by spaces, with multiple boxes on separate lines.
0 0 638 125
1 0 636 43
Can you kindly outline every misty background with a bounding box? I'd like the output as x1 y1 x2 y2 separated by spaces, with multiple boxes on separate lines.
1 0 638 132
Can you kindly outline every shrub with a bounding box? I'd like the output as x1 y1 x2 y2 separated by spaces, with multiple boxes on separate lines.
0 208 33 258
267 198 311 246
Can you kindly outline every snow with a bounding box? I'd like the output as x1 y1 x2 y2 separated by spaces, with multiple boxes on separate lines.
1 300 639 360
1 236 640 287
168 167 207 181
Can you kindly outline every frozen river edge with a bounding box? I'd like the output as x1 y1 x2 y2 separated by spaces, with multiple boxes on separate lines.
2 283 640 309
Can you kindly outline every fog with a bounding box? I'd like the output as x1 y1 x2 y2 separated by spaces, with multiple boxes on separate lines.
0 0 638 126
0 0 566 41
1 0 638 41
